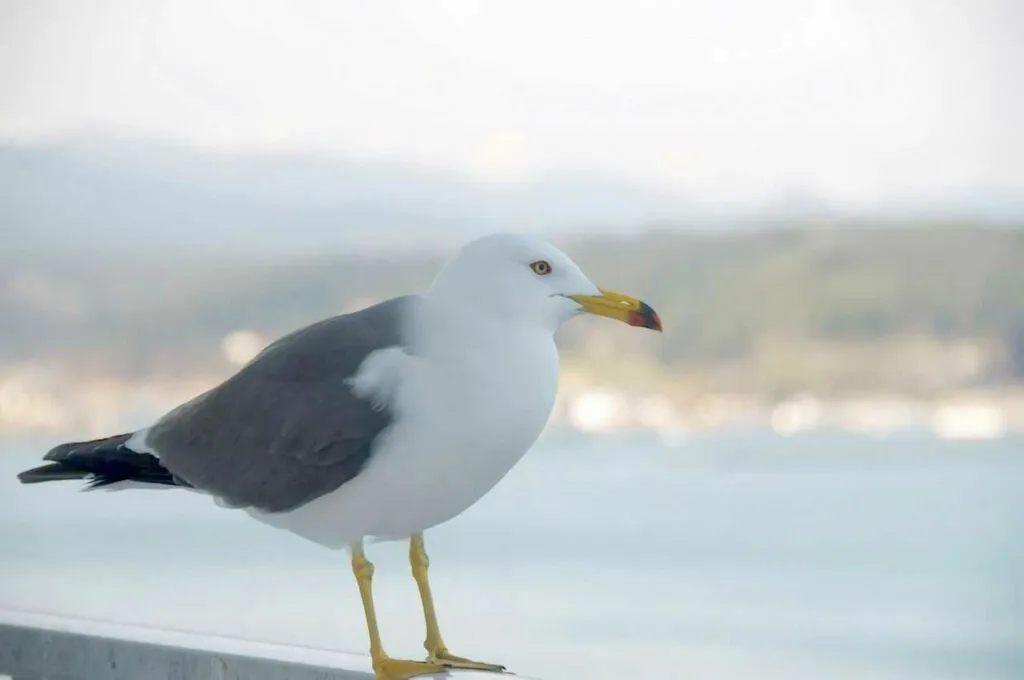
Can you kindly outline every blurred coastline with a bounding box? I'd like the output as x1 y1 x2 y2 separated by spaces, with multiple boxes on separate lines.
4 212 1023 446
4 364 1023 444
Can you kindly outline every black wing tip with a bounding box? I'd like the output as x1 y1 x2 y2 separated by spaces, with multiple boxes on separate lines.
17 463 87 484
17 432 188 490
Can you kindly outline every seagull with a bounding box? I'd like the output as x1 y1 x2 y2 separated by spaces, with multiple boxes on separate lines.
17 232 662 680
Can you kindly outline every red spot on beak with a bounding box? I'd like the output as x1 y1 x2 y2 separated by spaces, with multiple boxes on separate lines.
628 303 662 331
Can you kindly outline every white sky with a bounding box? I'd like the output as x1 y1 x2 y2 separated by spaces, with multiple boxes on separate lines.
1 0 1020 206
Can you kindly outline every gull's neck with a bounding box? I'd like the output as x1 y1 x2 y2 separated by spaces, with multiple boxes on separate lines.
413 290 553 362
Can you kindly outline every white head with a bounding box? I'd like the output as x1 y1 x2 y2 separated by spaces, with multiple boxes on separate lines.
426 233 661 334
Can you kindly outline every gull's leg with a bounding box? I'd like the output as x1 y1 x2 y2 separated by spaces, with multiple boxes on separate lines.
410 533 507 673
350 541 449 680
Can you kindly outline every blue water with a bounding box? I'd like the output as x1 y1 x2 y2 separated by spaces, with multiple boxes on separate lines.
0 429 1021 680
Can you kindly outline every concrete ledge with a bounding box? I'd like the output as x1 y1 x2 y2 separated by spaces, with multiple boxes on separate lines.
0 621 372 680
0 611 526 680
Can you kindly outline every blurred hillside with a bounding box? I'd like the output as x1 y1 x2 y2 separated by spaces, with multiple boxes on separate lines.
5 225 1024 401
3 137 1023 436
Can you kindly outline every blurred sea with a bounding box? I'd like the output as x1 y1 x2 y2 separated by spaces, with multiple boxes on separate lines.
0 429 1021 680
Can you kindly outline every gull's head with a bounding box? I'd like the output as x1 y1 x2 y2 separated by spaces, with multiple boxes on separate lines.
427 233 662 334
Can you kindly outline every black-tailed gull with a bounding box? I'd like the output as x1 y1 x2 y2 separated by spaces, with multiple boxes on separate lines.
17 232 662 679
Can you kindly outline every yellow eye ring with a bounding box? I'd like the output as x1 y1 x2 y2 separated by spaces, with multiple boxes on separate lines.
529 260 552 275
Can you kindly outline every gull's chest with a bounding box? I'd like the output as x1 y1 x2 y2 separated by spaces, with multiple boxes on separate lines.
447 344 556 444
315 333 560 539
468 375 554 459
398 336 559 471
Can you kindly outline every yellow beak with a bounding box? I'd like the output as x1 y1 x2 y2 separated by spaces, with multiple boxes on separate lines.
569 288 662 331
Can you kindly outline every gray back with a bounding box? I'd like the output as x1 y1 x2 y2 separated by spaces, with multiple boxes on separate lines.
146 295 418 513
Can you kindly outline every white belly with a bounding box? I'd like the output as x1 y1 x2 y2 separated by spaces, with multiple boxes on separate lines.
246 330 560 549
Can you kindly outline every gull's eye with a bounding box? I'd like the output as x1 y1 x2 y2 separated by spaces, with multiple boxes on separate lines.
529 260 553 276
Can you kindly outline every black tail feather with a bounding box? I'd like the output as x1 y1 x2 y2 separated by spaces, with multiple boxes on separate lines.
17 432 190 489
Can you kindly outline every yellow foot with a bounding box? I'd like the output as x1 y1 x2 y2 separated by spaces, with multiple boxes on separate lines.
374 656 450 680
428 648 508 674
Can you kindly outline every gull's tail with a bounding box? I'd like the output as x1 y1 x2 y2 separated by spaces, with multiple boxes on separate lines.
16 433 188 489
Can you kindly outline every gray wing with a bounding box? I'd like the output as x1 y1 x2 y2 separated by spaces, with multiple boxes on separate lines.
146 295 418 514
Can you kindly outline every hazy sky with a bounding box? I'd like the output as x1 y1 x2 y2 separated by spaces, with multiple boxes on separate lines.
1 0 1020 207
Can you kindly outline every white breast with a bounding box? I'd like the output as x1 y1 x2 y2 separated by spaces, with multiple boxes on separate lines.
247 327 561 549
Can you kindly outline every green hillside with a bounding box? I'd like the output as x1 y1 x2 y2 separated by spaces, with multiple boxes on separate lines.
4 223 1024 395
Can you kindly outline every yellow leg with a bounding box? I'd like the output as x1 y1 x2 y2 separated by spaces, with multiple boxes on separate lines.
410 533 507 673
350 541 449 680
